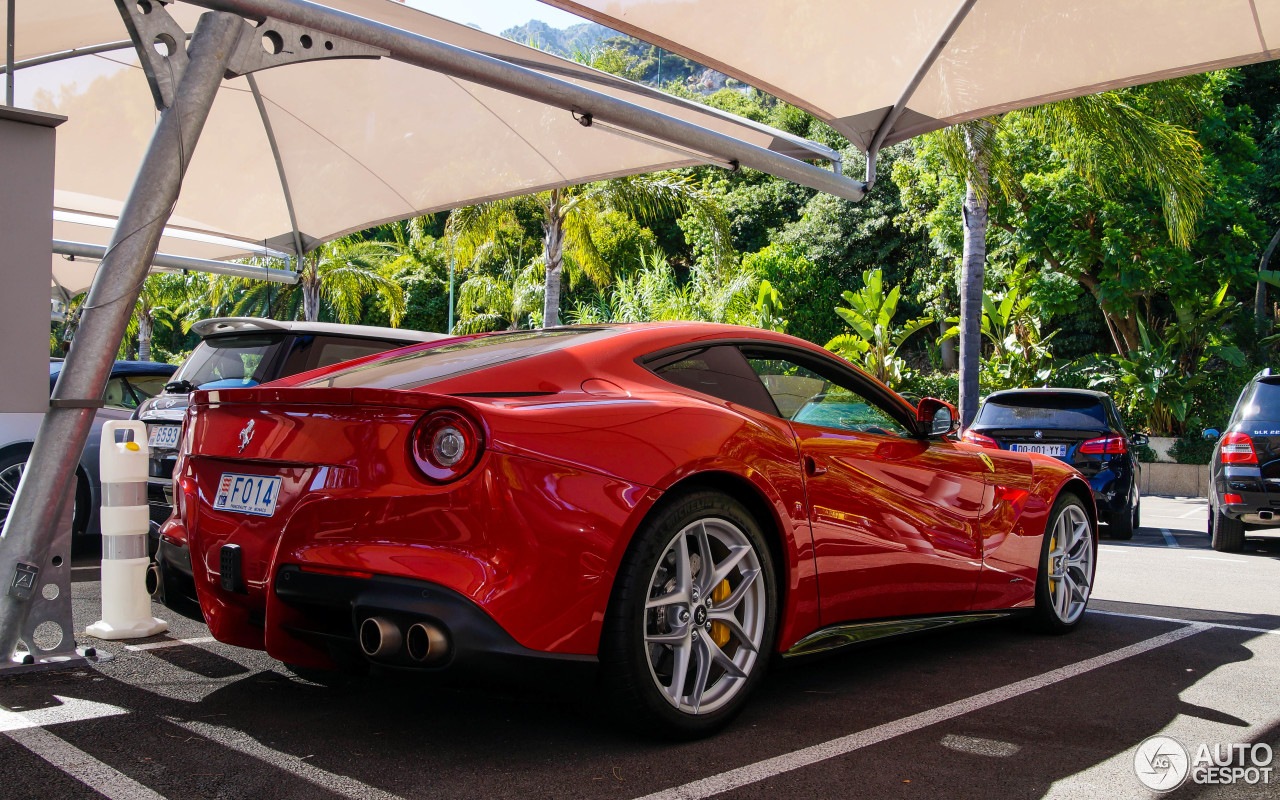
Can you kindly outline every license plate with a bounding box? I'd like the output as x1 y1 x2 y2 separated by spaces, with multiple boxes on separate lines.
147 424 182 450
213 473 282 517
1011 443 1067 457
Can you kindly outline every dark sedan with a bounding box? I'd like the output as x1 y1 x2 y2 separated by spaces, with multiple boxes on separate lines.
962 388 1146 539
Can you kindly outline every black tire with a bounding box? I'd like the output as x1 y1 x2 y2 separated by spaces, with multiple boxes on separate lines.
0 451 91 537
599 490 778 738
1031 492 1096 634
1108 507 1134 540
1211 502 1246 553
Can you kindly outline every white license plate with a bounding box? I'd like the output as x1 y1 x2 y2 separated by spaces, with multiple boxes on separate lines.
1011 443 1067 457
147 424 182 450
213 473 282 517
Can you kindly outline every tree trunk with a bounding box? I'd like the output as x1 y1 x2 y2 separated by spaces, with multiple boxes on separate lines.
302 258 321 322
1256 222 1280 331
138 315 153 363
958 125 991 430
542 189 565 328
939 281 958 370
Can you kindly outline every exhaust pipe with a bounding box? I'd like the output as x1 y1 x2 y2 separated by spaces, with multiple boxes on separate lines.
406 621 449 665
145 562 161 597
1260 510 1274 521
359 617 403 659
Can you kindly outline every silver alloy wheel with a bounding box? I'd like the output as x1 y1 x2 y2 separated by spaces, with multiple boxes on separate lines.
643 517 766 715
0 461 23 524
1047 504 1093 624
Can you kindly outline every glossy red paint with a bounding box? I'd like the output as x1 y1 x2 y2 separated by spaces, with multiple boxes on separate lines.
174 322 1094 670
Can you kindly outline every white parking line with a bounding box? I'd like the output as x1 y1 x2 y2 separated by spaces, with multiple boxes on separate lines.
1088 608 1280 635
1160 529 1180 548
1187 555 1248 564
5 726 168 800
125 637 216 652
0 697 164 800
630 625 1206 800
169 718 406 800
1179 507 1207 518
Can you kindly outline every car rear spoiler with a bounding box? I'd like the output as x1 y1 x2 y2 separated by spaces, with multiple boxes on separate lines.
190 386 470 412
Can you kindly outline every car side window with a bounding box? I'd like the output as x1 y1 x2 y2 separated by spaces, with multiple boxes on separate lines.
649 346 779 416
102 377 135 410
744 355 911 438
126 375 170 403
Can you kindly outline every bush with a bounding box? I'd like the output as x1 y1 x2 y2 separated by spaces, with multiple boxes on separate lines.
900 371 959 406
1135 442 1159 463
1170 432 1218 465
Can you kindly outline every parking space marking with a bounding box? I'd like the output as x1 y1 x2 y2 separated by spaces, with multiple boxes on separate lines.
1159 529 1180 548
170 718 406 800
4 726 169 800
1186 555 1248 563
0 698 161 800
1179 507 1207 518
0 695 128 733
125 637 216 652
1088 608 1280 635
939 734 1020 757
632 625 1206 800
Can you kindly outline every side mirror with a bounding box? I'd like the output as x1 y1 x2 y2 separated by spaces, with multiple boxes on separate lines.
917 397 959 438
1131 433 1150 447
1202 429 1220 440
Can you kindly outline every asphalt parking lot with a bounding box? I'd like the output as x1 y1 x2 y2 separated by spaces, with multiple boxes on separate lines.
2 496 1278 800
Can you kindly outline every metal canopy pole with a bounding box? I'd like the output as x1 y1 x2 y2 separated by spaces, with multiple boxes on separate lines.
185 0 868 202
0 9 244 661
51 239 300 284
863 0 978 187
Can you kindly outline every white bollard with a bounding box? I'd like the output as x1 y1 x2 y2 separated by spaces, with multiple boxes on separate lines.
86 421 167 640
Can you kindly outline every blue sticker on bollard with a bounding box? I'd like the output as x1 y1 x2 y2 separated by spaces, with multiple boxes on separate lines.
8 563 38 600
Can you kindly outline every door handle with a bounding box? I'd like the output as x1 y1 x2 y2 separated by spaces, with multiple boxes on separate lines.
803 455 827 477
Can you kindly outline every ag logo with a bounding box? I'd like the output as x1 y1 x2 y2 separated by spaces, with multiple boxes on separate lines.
978 453 996 473
1034 430 1043 439
1134 735 1189 791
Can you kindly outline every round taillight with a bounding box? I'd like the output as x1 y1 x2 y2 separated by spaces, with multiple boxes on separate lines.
410 410 484 483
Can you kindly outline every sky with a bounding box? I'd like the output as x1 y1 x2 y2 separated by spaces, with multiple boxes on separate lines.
404 0 588 34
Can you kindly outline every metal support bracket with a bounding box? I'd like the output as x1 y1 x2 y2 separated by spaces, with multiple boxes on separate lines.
0 484 113 674
225 16 386 77
116 0 191 110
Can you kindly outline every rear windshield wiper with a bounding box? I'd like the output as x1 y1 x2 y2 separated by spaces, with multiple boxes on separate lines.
164 379 195 394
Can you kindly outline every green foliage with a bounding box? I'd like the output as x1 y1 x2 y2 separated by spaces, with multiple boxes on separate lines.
940 275 1057 392
1171 432 1218 465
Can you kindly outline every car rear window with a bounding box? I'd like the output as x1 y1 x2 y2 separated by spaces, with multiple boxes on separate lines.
976 393 1108 430
172 333 286 390
298 327 616 390
1238 379 1280 421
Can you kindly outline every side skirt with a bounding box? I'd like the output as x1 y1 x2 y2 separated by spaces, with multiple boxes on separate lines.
783 611 1021 659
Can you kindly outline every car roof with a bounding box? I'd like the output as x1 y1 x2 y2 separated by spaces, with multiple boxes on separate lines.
190 317 449 343
984 387 1111 402
49 360 177 378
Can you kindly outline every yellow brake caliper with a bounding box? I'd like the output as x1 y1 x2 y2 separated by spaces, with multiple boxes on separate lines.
711 579 732 647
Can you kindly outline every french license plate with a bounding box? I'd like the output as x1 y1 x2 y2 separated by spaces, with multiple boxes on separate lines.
1011 443 1067 457
147 424 182 450
213 473 282 517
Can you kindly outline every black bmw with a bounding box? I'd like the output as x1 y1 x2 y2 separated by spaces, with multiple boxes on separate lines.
963 388 1146 539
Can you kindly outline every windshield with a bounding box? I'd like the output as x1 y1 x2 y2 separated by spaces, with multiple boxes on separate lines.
298 327 615 390
172 334 285 390
976 394 1109 430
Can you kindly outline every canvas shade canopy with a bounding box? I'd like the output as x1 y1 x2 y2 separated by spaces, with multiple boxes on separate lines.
3 0 845 297
542 0 1280 173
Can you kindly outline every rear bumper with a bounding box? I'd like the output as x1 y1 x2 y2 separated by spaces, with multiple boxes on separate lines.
272 565 596 679
1083 467 1134 520
1215 466 1280 526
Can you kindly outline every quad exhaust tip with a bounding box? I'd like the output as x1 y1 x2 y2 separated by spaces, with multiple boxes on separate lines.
359 617 403 659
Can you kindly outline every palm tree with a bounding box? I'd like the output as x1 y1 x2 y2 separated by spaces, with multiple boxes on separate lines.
453 247 545 334
449 174 730 327
129 275 183 362
300 238 406 325
930 87 1208 426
